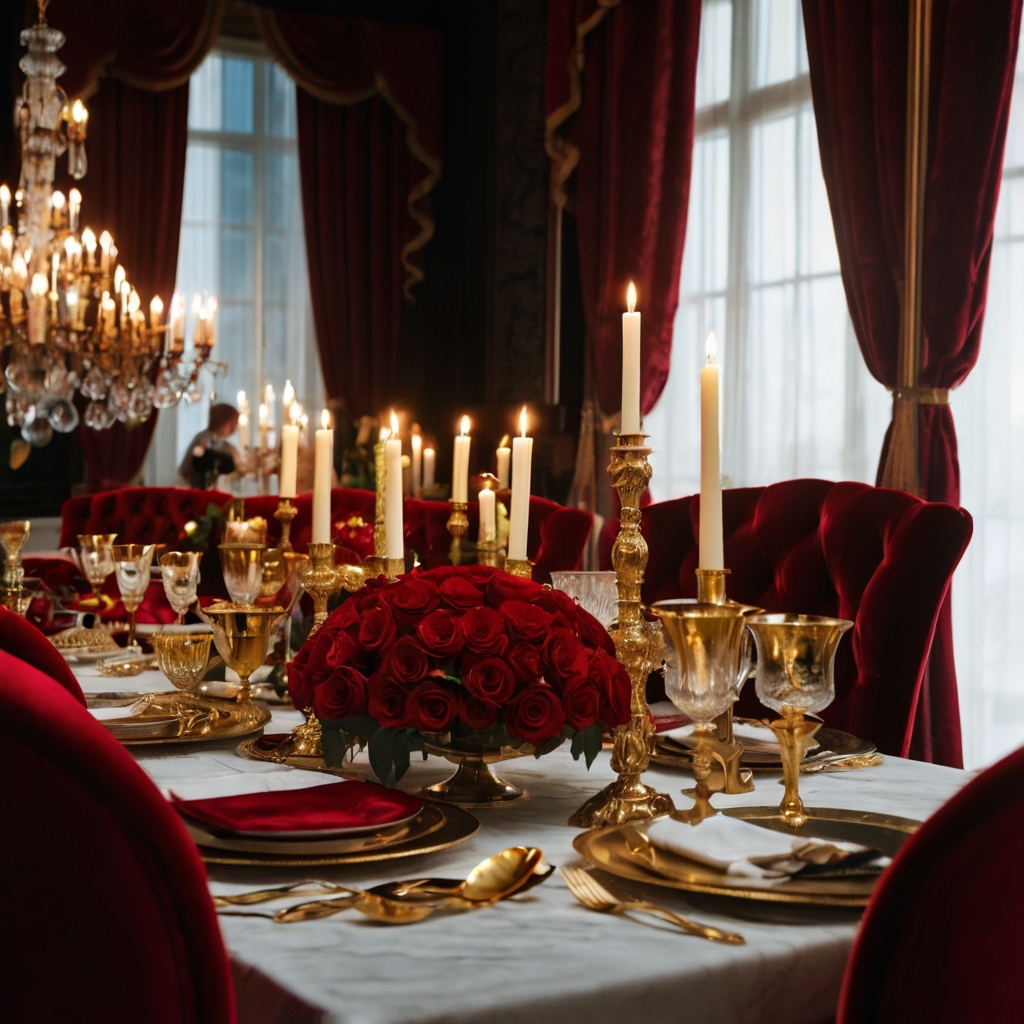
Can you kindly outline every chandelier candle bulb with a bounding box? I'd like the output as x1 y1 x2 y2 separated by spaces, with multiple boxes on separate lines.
385 412 404 560
622 281 641 435
68 188 81 232
280 423 299 499
479 487 496 543
423 447 436 489
699 331 724 570
508 407 533 562
496 439 511 490
0 184 9 227
82 226 96 268
99 230 112 274
28 273 48 343
411 429 423 493
453 416 471 503
312 409 334 544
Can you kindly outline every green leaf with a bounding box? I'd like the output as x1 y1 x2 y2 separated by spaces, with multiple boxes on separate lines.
570 727 586 761
368 727 397 786
320 726 351 769
582 723 603 769
441 674 463 688
532 731 568 759
338 713 380 741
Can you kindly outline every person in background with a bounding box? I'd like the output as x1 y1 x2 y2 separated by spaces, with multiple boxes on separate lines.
177 403 247 489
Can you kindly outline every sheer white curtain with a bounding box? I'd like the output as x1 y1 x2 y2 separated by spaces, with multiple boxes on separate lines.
645 0 889 498
953 25 1024 770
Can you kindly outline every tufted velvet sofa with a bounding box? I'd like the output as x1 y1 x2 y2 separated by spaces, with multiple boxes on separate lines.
601 479 972 765
838 744 1024 1023
0 650 236 1022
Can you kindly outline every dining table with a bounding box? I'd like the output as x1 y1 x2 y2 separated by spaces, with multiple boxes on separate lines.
75 663 971 1024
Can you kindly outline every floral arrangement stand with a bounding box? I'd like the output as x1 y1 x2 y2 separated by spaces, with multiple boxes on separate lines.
287 564 633 804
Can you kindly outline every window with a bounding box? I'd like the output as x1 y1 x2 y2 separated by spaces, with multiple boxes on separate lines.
645 0 889 499
145 42 321 487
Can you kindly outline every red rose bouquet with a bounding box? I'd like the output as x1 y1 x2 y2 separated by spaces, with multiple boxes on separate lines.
289 564 631 784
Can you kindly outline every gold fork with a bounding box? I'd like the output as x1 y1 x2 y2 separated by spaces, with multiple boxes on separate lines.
559 866 744 944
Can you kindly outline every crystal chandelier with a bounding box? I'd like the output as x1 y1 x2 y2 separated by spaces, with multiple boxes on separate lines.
0 1 222 448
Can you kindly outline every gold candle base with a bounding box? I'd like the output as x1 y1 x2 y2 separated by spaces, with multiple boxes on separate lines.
505 557 532 579
447 500 469 566
383 556 405 580
696 568 729 605
570 433 675 828
373 436 387 562
769 707 821 829
362 556 385 579
300 542 343 636
274 497 298 552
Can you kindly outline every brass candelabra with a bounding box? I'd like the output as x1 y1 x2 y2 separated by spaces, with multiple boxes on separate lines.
505 557 532 579
569 434 675 827
447 499 468 566
274 497 298 552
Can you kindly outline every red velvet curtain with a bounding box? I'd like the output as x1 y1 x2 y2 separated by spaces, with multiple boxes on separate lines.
803 0 1022 766
545 0 702 421
39 0 221 491
256 13 443 416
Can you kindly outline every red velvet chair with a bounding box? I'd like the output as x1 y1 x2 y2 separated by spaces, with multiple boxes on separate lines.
0 606 86 704
838 745 1024 1023
605 480 972 765
0 650 236 1023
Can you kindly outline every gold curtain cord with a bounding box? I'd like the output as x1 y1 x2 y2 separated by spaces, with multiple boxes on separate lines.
544 0 621 207
889 387 950 405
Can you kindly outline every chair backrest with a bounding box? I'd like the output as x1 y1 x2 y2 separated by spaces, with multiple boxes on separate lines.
614 479 972 758
0 607 86 704
838 745 1024 1023
243 489 377 553
0 650 235 1023
60 486 234 548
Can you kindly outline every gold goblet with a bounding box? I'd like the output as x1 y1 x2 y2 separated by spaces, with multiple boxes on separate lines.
151 631 214 692
652 599 763 824
0 519 31 591
218 542 265 606
78 533 119 602
111 543 157 652
159 551 202 624
746 613 853 829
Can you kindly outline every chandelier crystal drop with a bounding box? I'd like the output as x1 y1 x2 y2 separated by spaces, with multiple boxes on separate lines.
0 0 223 447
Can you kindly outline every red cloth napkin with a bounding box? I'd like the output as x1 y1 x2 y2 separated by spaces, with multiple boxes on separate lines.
172 781 423 836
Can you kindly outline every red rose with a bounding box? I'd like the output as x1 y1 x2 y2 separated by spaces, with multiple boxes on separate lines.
357 607 398 651
439 576 484 611
462 657 516 704
325 630 361 670
507 642 542 685
383 578 440 621
381 635 431 683
416 609 464 657
504 684 566 745
576 606 616 656
542 627 589 690
561 677 602 730
288 660 312 712
407 681 458 733
461 606 508 655
487 573 539 606
589 649 631 727
368 676 412 729
501 600 552 643
457 688 500 730
326 598 360 632
312 666 368 721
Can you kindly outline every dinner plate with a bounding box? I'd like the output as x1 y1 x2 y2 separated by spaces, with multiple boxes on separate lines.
193 800 480 866
574 806 920 907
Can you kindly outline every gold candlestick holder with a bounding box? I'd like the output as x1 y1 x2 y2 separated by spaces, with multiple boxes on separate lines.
383 557 405 580
274 497 298 552
569 433 675 828
693 567 755 795
447 499 468 566
300 542 345 636
370 436 387 573
505 557 532 579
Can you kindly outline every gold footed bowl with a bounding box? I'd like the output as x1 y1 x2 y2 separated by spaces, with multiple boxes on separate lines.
421 742 528 805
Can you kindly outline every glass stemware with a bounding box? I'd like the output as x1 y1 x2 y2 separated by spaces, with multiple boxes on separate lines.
159 551 202 624
0 519 31 591
151 631 213 693
549 570 619 628
652 600 762 823
111 543 156 652
78 533 118 601
218 543 265 606
746 613 853 829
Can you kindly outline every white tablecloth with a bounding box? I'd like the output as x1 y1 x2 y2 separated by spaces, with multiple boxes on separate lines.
75 666 970 1024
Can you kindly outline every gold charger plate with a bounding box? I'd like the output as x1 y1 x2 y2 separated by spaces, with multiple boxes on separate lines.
88 692 271 746
652 719 875 773
574 806 920 907
195 800 480 867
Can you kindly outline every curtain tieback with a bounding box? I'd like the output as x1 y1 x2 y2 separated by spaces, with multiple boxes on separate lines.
890 387 950 406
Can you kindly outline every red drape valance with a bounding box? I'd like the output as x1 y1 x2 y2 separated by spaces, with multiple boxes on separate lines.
255 12 443 416
545 0 702 421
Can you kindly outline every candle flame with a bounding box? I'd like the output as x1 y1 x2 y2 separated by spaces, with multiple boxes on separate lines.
30 273 48 296
51 190 65 210
281 379 294 408
460 415 470 436
519 406 528 438
69 187 81 206
380 427 390 442
705 330 717 364
626 281 637 314
0 184 9 204
290 400 302 424
391 410 399 434
321 408 331 430
150 295 163 318
237 390 246 407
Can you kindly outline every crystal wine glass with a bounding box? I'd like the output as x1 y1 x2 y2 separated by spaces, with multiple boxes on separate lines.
159 551 202 625
218 543 265 606
550 570 619 628
78 533 118 601
151 631 213 692
111 543 156 652
746 614 853 829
